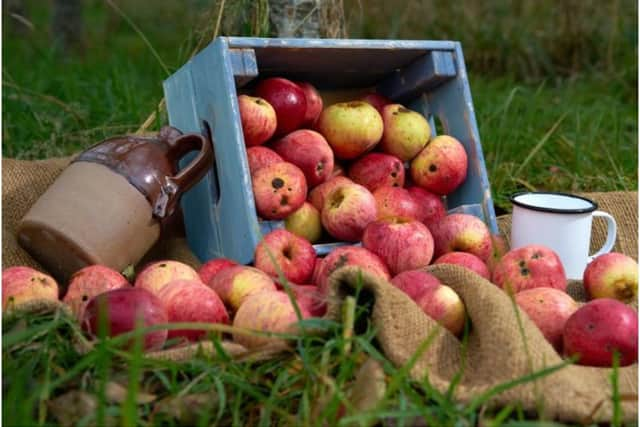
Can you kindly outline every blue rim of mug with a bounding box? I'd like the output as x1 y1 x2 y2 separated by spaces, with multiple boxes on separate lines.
509 191 598 214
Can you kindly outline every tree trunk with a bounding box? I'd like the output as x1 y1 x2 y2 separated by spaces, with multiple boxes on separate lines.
51 0 84 54
268 0 345 38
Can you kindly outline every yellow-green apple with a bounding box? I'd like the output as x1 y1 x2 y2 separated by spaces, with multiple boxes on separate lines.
380 104 431 161
433 252 490 280
156 279 229 342
198 258 238 287
63 265 130 318
246 146 283 176
134 260 201 294
237 94 277 147
2 266 59 310
315 246 390 294
284 201 323 243
362 218 434 275
360 92 392 114
208 265 277 311
492 245 567 294
254 229 316 284
291 283 327 317
563 298 637 367
81 287 168 351
583 252 638 303
390 270 442 301
410 135 468 195
252 161 307 220
430 213 493 262
272 129 334 188
373 186 420 221
297 81 323 127
348 152 405 192
515 287 578 352
406 186 446 229
416 284 466 336
254 77 307 136
487 233 509 274
321 182 377 242
316 101 383 160
308 176 352 211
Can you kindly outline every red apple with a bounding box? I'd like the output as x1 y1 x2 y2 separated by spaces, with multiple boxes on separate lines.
362 218 434 275
246 146 283 176
348 153 405 192
487 233 509 274
254 229 316 284
134 260 201 295
406 186 446 229
311 256 324 287
291 283 327 317
157 279 229 342
198 258 238 287
416 284 466 336
380 104 431 161
2 266 59 310
515 287 578 352
315 246 390 294
208 265 277 311
254 77 307 136
237 94 277 147
321 182 377 242
390 270 442 301
360 92 392 114
433 252 490 280
373 186 421 221
252 161 307 220
583 252 638 303
81 287 168 351
63 265 131 318
410 135 468 195
284 201 323 243
492 245 567 294
271 129 334 188
316 101 383 160
308 176 352 211
430 213 493 262
297 81 323 127
563 298 638 367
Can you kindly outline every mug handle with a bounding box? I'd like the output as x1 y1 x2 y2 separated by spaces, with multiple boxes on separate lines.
589 211 617 260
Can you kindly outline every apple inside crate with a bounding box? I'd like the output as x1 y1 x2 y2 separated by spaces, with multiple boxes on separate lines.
163 37 498 265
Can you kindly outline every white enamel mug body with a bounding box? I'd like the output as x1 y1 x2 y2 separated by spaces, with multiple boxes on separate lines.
510 192 617 280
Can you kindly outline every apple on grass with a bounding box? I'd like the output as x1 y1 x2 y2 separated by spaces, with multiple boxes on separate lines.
373 186 421 221
198 258 238 288
348 152 405 192
252 161 308 220
492 245 567 294
406 186 446 229
254 229 317 285
246 146 283 176
379 104 431 161
321 182 377 242
433 252 490 280
237 94 277 147
390 270 442 301
308 176 352 212
272 129 334 188
583 252 638 303
208 265 277 311
410 135 468 196
134 260 201 295
254 77 307 136
416 284 466 337
315 246 390 295
63 265 131 318
429 213 493 263
284 201 323 243
297 81 323 127
2 266 59 310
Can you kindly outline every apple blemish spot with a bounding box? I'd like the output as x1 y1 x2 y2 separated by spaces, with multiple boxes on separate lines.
271 178 284 189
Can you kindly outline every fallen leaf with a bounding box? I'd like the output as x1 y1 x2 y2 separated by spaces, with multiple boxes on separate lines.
105 381 157 404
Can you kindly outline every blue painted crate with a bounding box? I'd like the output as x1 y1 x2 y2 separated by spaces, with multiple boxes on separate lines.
163 37 498 265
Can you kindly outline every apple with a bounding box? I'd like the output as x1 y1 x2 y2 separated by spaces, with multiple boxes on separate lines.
362 218 434 275
232 290 312 349
563 298 638 367
284 201 323 243
254 77 307 136
583 252 638 303
430 213 493 262
360 92 392 114
316 101 383 160
406 186 446 229
416 284 466 336
271 129 334 188
63 265 131 318
390 270 442 301
252 161 308 220
315 246 390 295
2 266 59 310
156 279 229 342
134 260 201 294
291 283 327 317
348 153 405 192
492 245 567 294
487 233 509 274
311 256 324 287
208 265 277 311
254 229 316 284
410 135 468 195
321 182 377 242
81 287 168 351
432 252 490 280
379 104 431 161
297 81 323 127
246 146 283 176
515 287 578 352
308 176 352 211
197 258 238 287
373 186 421 221
237 94 277 147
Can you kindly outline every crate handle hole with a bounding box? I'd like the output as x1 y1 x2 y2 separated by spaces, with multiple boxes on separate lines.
202 119 222 206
